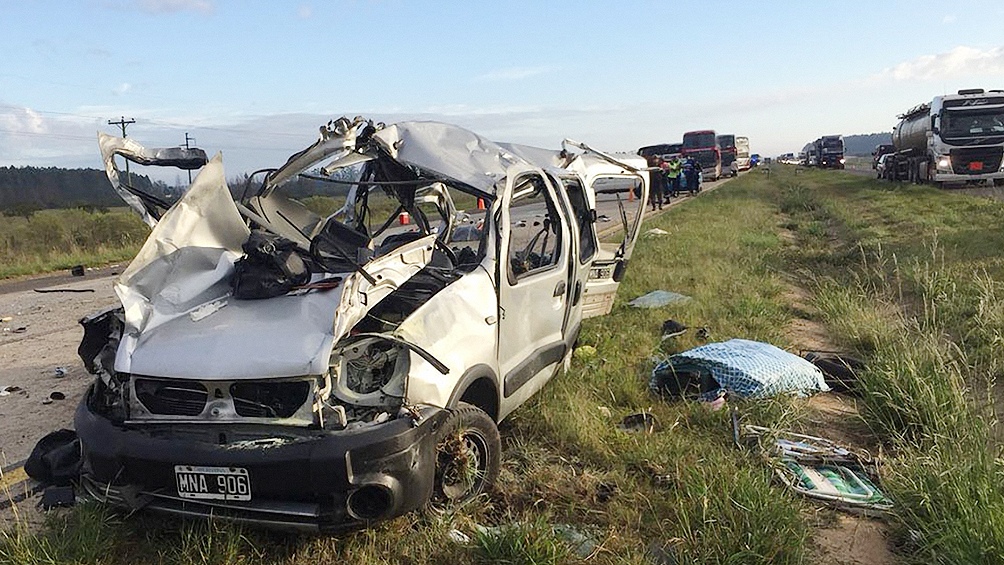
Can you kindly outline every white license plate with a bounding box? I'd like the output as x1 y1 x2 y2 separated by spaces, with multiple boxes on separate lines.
174 465 251 501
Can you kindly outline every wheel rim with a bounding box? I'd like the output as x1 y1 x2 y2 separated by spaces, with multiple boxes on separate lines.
436 427 490 502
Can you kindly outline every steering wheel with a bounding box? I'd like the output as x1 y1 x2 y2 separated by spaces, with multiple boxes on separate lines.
517 218 550 272
433 237 458 267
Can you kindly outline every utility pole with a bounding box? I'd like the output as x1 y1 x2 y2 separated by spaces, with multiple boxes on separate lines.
183 132 195 183
108 116 136 185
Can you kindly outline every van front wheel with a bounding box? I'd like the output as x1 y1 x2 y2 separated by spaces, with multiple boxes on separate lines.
429 402 501 509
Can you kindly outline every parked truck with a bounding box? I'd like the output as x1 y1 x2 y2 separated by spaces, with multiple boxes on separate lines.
883 89 1004 187
815 135 845 169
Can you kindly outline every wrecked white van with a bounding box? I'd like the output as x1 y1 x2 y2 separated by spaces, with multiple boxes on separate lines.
75 117 647 531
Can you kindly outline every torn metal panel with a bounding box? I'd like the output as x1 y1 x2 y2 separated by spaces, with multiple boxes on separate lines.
372 121 527 195
264 116 374 193
114 153 251 375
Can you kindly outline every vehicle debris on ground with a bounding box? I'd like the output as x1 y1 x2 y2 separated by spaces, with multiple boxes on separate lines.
740 425 892 515
628 290 692 308
650 338 829 401
65 116 649 531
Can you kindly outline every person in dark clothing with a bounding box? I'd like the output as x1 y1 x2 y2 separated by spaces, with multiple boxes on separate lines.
647 156 667 210
683 156 701 195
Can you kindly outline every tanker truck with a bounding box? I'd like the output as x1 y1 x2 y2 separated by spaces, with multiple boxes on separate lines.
885 89 1004 187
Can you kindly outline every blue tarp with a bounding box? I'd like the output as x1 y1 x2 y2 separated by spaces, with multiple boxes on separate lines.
651 339 829 400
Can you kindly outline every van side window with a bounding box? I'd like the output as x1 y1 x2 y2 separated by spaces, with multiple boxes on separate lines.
562 178 596 263
508 175 562 280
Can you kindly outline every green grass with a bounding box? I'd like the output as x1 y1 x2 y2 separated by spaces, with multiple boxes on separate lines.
0 207 147 278
764 166 1004 563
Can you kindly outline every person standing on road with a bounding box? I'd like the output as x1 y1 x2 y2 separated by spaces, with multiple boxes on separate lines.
683 156 701 195
647 156 667 210
666 156 682 198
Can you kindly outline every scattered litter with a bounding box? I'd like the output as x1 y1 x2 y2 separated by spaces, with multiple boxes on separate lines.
12 326 27 334
189 298 228 322
644 228 669 236
448 529 471 544
40 485 76 510
0 385 23 396
629 290 692 309
741 425 892 514
597 214 611 222
695 327 710 341
597 405 612 419
650 339 829 401
25 429 82 486
660 319 687 340
54 367 67 378
573 345 598 361
704 394 727 411
70 265 85 277
0 316 11 323
802 350 866 394
42 398 52 405
618 412 659 433
49 391 66 401
34 288 95 294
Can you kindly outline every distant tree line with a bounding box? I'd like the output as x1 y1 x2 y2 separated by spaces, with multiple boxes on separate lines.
0 166 158 216
0 166 353 216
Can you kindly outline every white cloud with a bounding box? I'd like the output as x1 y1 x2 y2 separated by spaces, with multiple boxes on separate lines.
942 15 956 24
297 4 313 19
113 83 132 96
129 0 214 14
474 67 550 82
877 45 1004 81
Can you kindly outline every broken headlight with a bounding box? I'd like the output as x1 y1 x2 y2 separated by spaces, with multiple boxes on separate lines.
331 338 408 407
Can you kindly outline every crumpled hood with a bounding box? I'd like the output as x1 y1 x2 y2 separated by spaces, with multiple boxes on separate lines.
111 153 434 380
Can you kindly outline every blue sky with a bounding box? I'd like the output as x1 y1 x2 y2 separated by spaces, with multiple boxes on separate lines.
3 0 1004 181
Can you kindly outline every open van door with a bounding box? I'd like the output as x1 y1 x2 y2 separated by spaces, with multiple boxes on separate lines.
561 142 648 318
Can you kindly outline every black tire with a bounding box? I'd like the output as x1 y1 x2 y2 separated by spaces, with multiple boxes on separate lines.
429 402 500 509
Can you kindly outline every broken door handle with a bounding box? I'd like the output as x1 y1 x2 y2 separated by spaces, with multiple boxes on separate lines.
553 281 566 297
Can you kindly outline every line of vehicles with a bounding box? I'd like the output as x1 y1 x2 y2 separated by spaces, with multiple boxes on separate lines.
638 130 752 181
872 88 1004 188
797 135 845 169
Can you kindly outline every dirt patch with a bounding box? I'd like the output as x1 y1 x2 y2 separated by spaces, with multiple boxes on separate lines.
0 274 119 466
811 513 896 565
781 281 896 565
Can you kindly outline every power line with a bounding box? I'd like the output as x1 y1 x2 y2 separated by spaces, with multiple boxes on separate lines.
107 116 135 137
108 117 136 182
184 132 195 183
0 103 317 139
